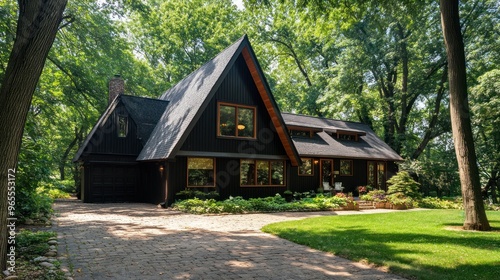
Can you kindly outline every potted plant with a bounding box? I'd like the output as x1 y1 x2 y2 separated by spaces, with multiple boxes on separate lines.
339 192 358 210
284 190 293 202
370 190 387 208
357 186 368 196
387 192 413 210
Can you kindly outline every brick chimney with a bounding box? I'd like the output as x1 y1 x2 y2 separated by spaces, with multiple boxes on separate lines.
108 74 124 104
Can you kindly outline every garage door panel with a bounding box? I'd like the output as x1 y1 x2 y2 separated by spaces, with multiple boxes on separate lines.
87 164 140 202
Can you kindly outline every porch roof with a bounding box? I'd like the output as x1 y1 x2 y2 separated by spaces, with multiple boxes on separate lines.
282 113 403 161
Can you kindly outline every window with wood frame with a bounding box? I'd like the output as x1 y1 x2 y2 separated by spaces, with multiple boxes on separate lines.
240 160 285 186
117 115 128 138
289 129 311 138
338 133 357 141
339 159 353 176
298 158 314 176
218 103 256 138
187 158 215 187
367 161 386 189
330 131 359 141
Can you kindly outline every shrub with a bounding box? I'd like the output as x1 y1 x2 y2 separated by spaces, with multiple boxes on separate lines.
45 188 71 199
387 192 414 207
17 230 57 259
359 194 373 201
417 197 462 209
16 188 53 221
172 193 348 214
175 189 220 201
370 190 387 202
55 179 76 193
387 171 421 199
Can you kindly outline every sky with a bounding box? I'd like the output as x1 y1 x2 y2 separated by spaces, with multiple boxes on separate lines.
232 0 244 10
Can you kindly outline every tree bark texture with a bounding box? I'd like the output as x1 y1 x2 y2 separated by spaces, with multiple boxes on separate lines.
439 0 490 231
0 0 67 270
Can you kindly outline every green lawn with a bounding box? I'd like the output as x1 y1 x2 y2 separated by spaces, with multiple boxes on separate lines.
262 210 500 280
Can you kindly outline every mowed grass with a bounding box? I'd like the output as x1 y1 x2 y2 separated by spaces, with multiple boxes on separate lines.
262 210 500 280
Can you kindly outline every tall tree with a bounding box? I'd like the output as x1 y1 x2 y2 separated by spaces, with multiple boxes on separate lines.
439 0 490 230
0 0 67 269
471 70 500 203
126 0 243 87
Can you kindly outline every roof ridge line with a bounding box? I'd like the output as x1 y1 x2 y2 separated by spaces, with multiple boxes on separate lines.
282 112 368 126
121 94 169 102
160 35 247 100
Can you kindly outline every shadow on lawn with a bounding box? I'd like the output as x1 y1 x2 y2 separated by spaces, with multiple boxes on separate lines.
270 227 500 280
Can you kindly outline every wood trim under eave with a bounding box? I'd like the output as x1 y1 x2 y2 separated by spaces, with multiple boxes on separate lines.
242 47 300 167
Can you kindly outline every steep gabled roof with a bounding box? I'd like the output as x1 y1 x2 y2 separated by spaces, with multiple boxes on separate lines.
282 113 403 161
137 35 301 166
73 95 168 161
120 95 169 145
73 97 120 162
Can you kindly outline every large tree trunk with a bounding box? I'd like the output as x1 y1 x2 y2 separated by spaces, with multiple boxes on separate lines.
439 0 490 231
0 0 67 270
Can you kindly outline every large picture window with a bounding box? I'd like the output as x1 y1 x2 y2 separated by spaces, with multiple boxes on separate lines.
240 160 285 186
187 158 215 187
218 103 256 138
298 158 313 176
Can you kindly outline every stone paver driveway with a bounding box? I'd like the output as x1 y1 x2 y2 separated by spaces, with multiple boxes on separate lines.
53 199 405 280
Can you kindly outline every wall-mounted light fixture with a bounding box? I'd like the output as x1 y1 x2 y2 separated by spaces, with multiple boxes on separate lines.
159 165 164 173
314 160 319 164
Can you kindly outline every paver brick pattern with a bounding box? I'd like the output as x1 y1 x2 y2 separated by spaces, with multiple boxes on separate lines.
53 199 406 280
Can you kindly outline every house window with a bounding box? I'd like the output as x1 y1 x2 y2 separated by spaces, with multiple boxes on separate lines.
338 133 356 141
187 158 215 187
240 160 285 186
289 129 311 138
367 161 386 189
218 103 256 138
117 115 128 138
298 158 313 176
340 160 353 176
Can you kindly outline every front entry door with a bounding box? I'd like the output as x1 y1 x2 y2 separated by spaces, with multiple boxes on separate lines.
321 159 333 191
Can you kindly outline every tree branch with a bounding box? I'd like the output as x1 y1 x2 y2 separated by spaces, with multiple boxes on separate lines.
269 37 313 87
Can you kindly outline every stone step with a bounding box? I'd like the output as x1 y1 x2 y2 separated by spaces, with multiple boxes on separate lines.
357 201 376 209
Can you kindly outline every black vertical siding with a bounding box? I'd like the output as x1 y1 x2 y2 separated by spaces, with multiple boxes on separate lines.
167 156 288 202
288 160 321 193
180 55 287 156
83 102 143 156
140 162 165 204
331 159 368 195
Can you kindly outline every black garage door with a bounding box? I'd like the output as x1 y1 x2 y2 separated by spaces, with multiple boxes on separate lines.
85 164 140 203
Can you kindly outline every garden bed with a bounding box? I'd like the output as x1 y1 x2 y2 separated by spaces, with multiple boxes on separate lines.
172 193 352 214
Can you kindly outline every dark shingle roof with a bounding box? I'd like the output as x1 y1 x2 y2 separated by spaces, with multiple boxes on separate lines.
282 113 403 161
120 95 169 145
73 95 169 161
137 36 247 161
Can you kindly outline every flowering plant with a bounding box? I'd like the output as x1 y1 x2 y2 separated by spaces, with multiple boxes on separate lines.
357 186 368 194
335 192 347 198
